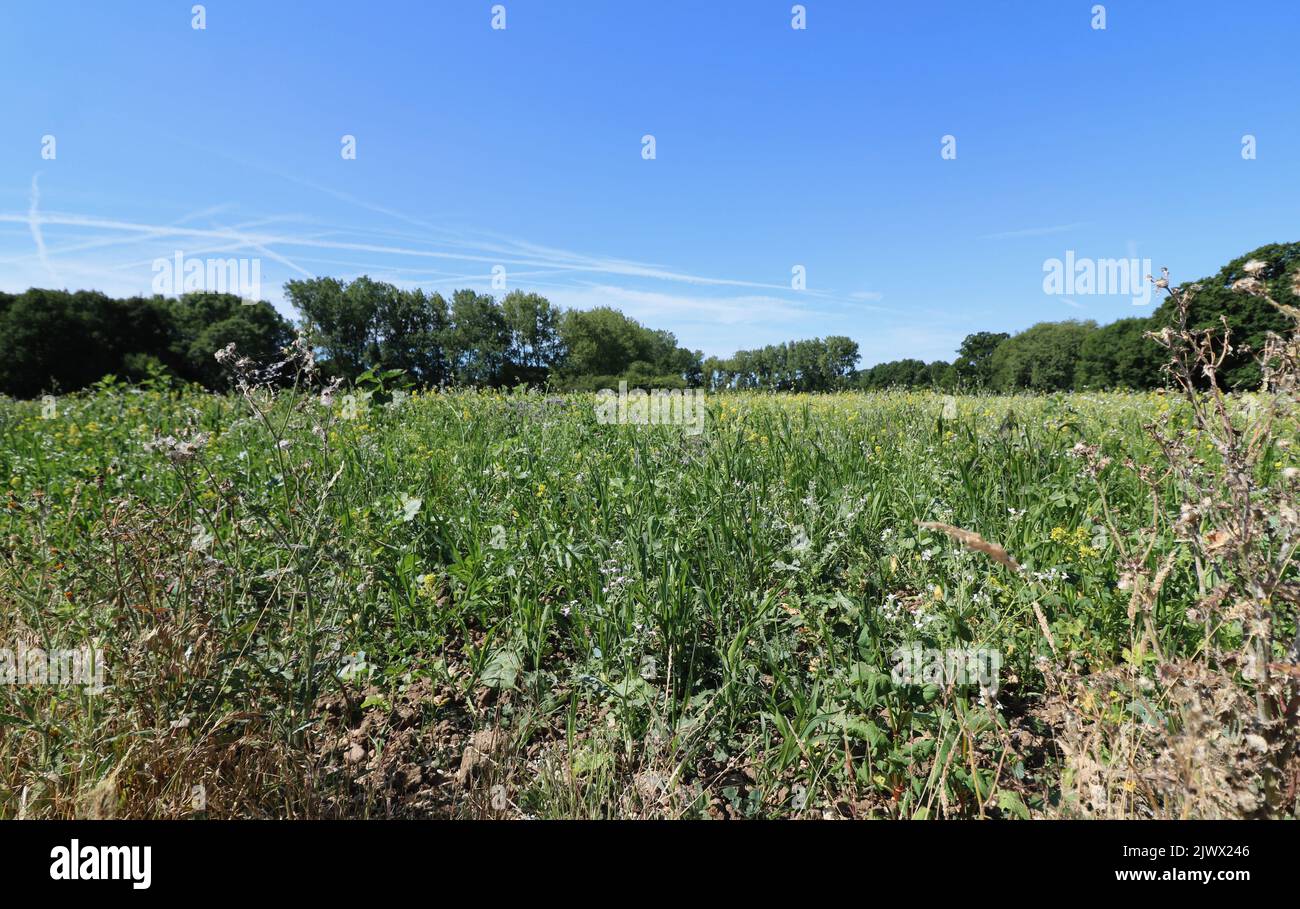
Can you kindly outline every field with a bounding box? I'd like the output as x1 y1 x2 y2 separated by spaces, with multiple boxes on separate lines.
2 366 1297 818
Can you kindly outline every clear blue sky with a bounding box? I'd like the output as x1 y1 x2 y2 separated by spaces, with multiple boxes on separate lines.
2 1 1297 364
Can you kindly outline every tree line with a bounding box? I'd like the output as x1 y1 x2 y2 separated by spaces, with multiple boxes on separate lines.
1 242 1294 398
859 242 1298 392
0 281 704 397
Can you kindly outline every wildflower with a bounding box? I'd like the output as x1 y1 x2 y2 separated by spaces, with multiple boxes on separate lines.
977 685 1001 713
146 432 211 464
320 377 344 407
1031 567 1066 583
789 526 811 553
881 593 902 621
912 611 938 631
399 494 422 523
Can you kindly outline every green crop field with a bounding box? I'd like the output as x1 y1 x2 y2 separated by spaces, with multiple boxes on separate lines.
4 367 1296 819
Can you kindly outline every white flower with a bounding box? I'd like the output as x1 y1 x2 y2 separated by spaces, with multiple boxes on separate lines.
146 432 210 464
399 494 422 523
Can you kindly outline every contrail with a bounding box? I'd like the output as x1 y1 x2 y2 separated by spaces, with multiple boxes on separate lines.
213 221 314 278
28 173 61 285
1 211 798 291
5 205 892 311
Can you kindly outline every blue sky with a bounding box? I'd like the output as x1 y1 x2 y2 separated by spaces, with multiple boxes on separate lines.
2 0 1297 364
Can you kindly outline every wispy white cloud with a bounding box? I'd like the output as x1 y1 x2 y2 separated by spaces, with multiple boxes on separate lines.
543 284 815 325
128 145 820 295
857 324 967 367
980 222 1088 241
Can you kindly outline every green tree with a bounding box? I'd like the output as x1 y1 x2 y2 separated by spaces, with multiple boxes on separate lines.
284 277 379 379
859 358 930 390
0 290 130 396
559 307 631 378
373 287 450 386
822 336 861 389
926 359 958 390
1153 242 1299 389
1075 316 1163 389
501 290 563 385
447 289 510 386
989 321 1097 391
954 331 1010 388
169 292 294 389
285 276 452 384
